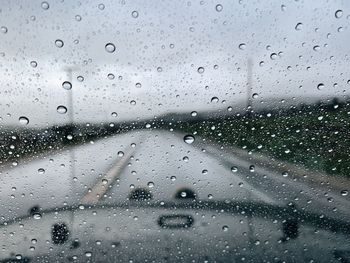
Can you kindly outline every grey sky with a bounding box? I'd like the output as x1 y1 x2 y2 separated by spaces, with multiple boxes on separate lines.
0 0 349 127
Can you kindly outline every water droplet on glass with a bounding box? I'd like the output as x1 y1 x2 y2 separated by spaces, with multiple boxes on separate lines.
1 26 8 34
249 165 255 172
57 105 67 114
111 112 118 117
335 10 343 19
184 135 195 144
147 182 154 188
105 43 116 53
197 67 205 74
131 11 139 18
62 81 72 90
41 1 49 10
19 116 29 125
135 82 141 88
222 225 229 231
130 100 136 105
183 156 189 162
270 53 277 60
107 73 115 80
282 171 288 177
38 168 45 174
98 3 105 10
118 151 124 157
215 4 223 12
191 111 198 117
102 179 108 185
170 176 176 181
231 166 238 173
33 213 41 220
295 23 303 31
313 45 320 51
202 169 208 174
75 15 82 21
317 83 324 90
85 252 92 257
77 75 84 82
341 190 348 196
30 61 37 68
55 39 64 48
238 43 246 50
211 97 219 103
252 93 259 99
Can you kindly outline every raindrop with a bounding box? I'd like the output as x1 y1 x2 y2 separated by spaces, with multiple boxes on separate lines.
77 75 84 82
215 4 223 12
197 67 205 74
62 81 72 90
135 82 142 88
41 1 49 10
191 111 198 117
313 45 320 51
107 73 115 80
85 252 92 257
111 112 118 117
130 100 136 105
98 3 105 10
157 67 163 72
57 105 67 114
222 225 229 231
105 43 116 53
202 169 208 174
147 182 154 188
184 135 195 144
75 15 82 21
1 26 8 34
19 116 29 125
118 151 124 157
238 43 246 50
249 165 255 172
252 93 259 99
55 39 64 48
270 53 277 60
102 179 108 185
30 61 37 68
131 11 139 18
231 166 238 173
341 190 348 196
38 168 45 174
238 182 244 187
335 10 343 19
31 239 37 244
282 171 288 177
211 97 219 103
295 23 303 31
183 156 189 162
33 213 41 220
317 83 324 90
170 176 176 181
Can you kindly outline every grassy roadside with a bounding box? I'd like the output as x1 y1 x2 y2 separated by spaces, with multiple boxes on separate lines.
173 106 350 178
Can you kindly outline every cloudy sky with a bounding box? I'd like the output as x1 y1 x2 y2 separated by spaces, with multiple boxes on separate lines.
0 0 349 127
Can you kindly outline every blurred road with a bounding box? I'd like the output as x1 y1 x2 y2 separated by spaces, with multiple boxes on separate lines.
0 130 349 223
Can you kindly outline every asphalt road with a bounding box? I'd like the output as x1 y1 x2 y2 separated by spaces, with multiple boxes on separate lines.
0 129 348 222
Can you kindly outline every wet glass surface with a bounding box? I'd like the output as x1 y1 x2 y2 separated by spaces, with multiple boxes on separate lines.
0 0 349 262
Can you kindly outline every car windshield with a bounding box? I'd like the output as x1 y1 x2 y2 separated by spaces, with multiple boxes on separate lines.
0 0 349 262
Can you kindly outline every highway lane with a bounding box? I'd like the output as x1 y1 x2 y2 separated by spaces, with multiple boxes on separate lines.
0 129 348 224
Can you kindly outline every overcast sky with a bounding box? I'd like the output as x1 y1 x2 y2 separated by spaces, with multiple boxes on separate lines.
0 0 349 127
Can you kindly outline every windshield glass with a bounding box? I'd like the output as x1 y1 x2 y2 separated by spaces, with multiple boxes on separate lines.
0 0 349 262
